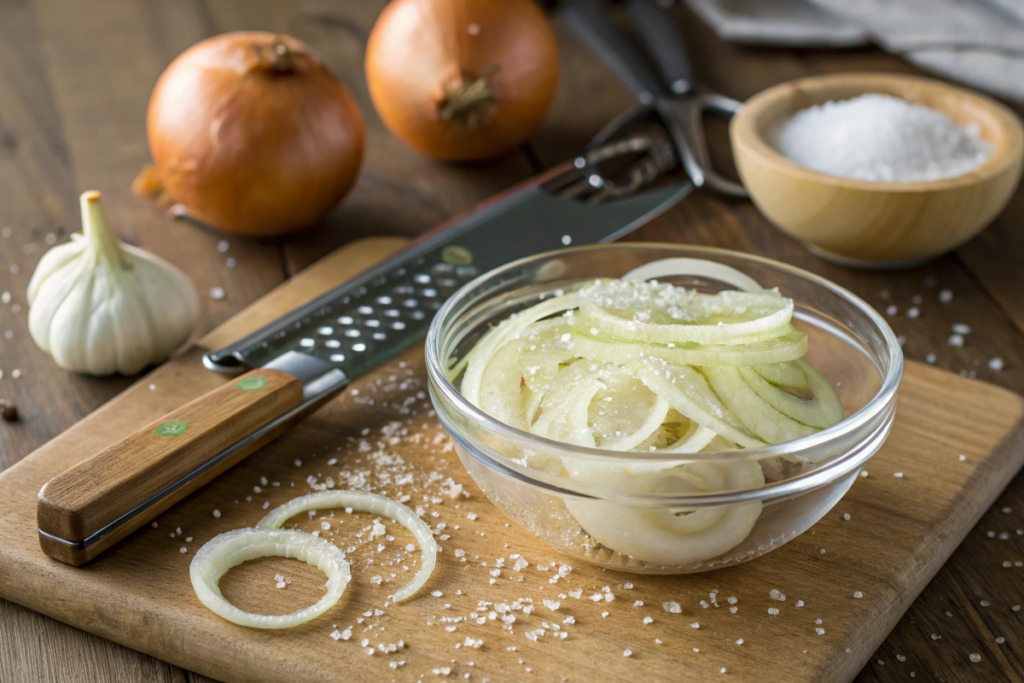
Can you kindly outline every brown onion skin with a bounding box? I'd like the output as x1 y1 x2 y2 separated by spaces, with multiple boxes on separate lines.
366 0 559 162
147 32 364 237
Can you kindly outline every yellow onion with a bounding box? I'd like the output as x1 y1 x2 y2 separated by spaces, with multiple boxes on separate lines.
142 32 364 237
366 0 559 161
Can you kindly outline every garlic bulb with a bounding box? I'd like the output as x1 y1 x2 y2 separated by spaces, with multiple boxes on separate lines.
27 191 200 376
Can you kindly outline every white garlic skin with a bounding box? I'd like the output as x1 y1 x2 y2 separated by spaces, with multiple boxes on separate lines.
27 191 200 376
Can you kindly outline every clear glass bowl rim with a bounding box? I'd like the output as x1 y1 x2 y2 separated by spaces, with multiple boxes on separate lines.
425 244 904 495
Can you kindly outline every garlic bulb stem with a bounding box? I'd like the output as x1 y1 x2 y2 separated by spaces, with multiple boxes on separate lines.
81 191 124 266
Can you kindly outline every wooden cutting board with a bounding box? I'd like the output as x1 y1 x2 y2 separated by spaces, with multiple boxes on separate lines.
0 237 1022 683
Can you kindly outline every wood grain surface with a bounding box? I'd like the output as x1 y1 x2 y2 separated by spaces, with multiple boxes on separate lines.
1 237 1022 683
1 1 1023 681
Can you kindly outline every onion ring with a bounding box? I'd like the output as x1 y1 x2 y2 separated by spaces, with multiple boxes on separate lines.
257 490 438 602
190 528 350 629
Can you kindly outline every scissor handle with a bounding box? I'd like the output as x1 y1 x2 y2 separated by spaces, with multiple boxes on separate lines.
687 94 748 198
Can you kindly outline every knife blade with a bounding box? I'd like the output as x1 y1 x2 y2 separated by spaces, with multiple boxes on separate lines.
37 149 692 565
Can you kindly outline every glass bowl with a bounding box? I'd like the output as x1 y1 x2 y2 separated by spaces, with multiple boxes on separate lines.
425 244 902 574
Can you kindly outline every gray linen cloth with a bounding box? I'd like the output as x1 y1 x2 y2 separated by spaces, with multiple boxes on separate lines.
685 0 1024 102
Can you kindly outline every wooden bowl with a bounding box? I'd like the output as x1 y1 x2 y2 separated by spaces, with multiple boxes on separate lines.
730 73 1024 267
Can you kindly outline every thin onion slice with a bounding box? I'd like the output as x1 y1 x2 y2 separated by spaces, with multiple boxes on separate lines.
751 360 809 391
703 366 819 444
630 357 763 448
460 293 579 405
577 283 794 345
190 528 350 629
568 327 808 367
624 257 764 293
740 358 844 428
600 397 670 451
565 460 764 566
257 490 438 602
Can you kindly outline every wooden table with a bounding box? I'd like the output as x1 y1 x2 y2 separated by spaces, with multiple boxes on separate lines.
0 2 1021 681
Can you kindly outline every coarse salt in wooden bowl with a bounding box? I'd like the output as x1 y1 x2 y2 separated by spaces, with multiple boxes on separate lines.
730 72 1024 267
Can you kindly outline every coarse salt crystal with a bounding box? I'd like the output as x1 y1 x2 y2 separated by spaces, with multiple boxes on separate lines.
736 638 744 645
623 649 632 657
948 333 965 347
894 472 904 478
907 307 920 319
989 357 1005 371
770 589 786 601
768 608 779 616
853 591 863 599
970 654 981 663
815 627 825 635
663 601 682 613
939 289 953 303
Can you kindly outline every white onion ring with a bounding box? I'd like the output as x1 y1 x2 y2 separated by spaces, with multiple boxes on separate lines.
624 258 764 293
460 293 580 405
257 490 438 602
190 527 350 629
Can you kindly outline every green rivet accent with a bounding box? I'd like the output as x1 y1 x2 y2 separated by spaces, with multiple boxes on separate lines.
441 245 473 266
236 375 270 391
155 421 188 437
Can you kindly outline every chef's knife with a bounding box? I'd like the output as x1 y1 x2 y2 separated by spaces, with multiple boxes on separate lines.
37 129 692 565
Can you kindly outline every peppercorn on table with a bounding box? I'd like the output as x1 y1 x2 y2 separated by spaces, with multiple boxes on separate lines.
2 1 1024 682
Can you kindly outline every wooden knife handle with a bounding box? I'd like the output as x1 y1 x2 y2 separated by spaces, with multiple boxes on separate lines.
38 368 304 566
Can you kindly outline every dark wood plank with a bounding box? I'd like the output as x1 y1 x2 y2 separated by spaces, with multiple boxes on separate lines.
0 0 289 679
0 600 189 683
531 6 1024 682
